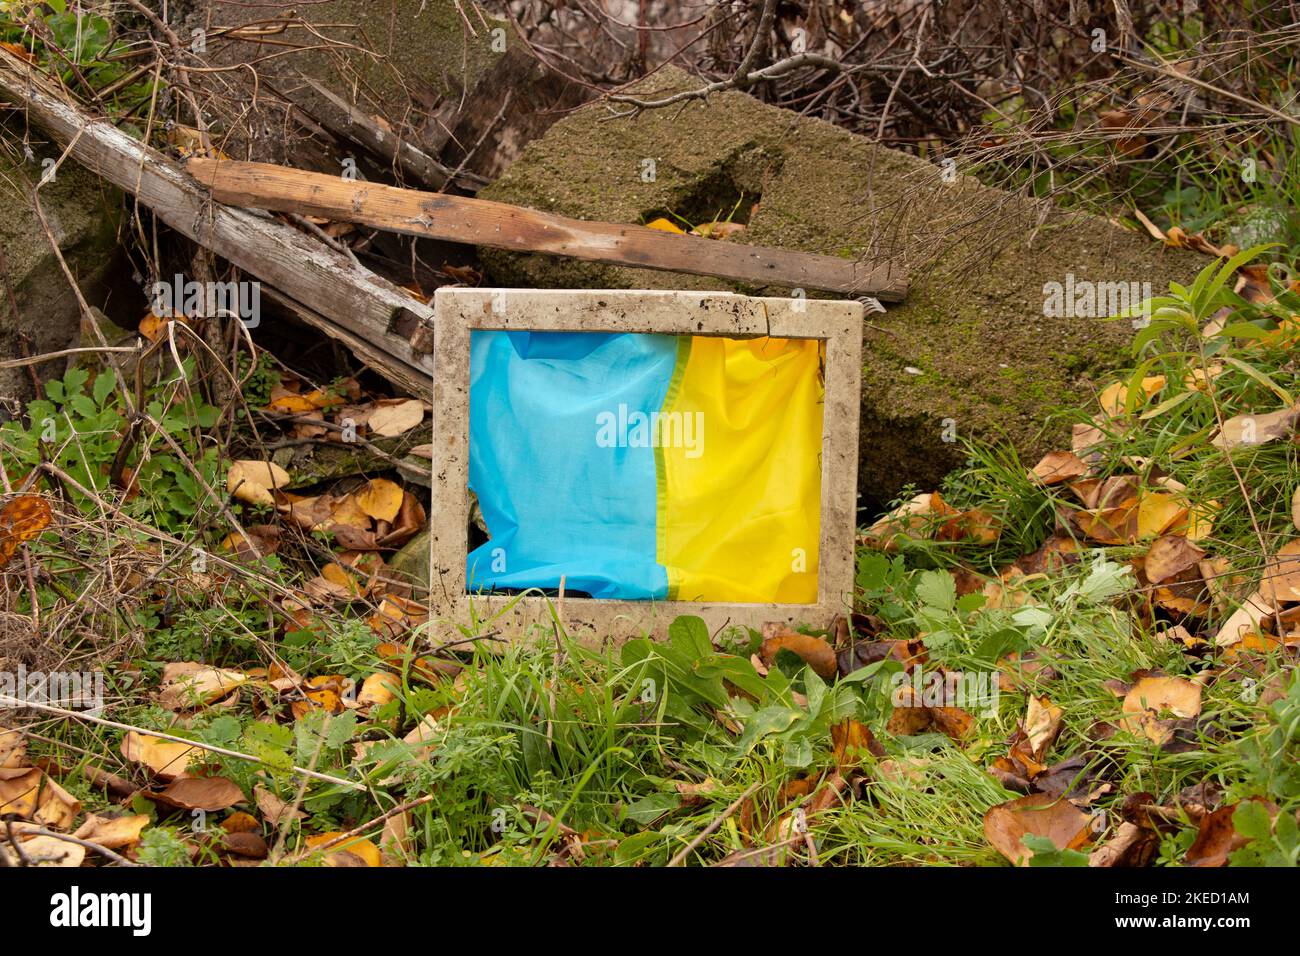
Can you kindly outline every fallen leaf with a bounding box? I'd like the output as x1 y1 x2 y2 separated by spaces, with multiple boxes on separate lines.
254 784 305 827
158 663 249 711
1099 376 1165 418
1215 591 1274 647
1211 404 1300 450
1030 450 1088 485
71 814 150 851
1136 492 1188 538
0 767 80 827
1259 539 1300 605
983 793 1093 866
646 217 685 234
0 728 26 768
1144 535 1206 585
355 478 404 523
227 460 291 508
0 834 85 867
120 731 201 781
306 833 382 867
149 776 245 812
1121 675 1202 744
0 495 53 568
1024 696 1063 761
1090 821 1159 867
759 626 838 679
367 399 424 437
830 719 883 772
1185 800 1274 867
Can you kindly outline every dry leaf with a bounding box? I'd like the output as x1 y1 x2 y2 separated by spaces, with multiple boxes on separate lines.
1215 591 1274 647
983 793 1093 866
120 731 201 781
1144 535 1206 585
1 834 86 867
1024 696 1063 761
1211 404 1300 450
759 626 838 679
367 399 424 437
1259 539 1300 605
0 495 53 568
830 719 883 772
1121 675 1202 744
306 832 382 867
1185 800 1273 867
355 478 404 523
158 663 249 711
1030 450 1088 485
227 460 291 508
150 776 245 812
71 814 150 851
254 784 305 827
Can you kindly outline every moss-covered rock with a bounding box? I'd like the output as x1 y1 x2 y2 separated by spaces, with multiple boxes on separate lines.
479 67 1199 508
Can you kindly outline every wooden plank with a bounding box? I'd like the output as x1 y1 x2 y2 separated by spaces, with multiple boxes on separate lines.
0 47 434 396
186 158 908 300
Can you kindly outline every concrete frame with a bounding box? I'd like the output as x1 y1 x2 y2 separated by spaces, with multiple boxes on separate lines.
428 288 863 643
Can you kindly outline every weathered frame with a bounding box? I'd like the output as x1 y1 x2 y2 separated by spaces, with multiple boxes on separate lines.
428 289 863 643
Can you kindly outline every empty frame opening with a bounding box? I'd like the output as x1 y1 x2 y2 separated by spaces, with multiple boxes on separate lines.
466 330 825 604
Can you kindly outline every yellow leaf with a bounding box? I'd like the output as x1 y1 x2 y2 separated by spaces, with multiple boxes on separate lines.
227 460 291 507
120 731 201 781
355 478 404 523
1136 492 1188 538
306 832 382 867
646 217 685 234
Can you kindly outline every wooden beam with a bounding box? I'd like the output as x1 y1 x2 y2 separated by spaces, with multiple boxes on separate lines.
186 158 908 300
0 47 434 396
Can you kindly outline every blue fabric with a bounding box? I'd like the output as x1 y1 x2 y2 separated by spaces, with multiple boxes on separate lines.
466 330 676 599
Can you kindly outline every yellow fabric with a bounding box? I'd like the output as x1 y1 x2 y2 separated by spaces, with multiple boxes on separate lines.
659 336 824 603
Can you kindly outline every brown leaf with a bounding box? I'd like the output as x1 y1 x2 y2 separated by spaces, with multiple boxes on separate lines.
1144 535 1206 585
983 793 1093 866
1024 696 1063 761
149 775 245 812
367 399 425 437
254 784 305 827
1089 821 1159 867
1185 800 1273 867
1030 450 1088 485
830 719 883 772
226 460 291 508
759 626 838 679
0 767 80 827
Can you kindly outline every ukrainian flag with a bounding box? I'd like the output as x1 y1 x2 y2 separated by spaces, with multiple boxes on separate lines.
467 330 823 604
